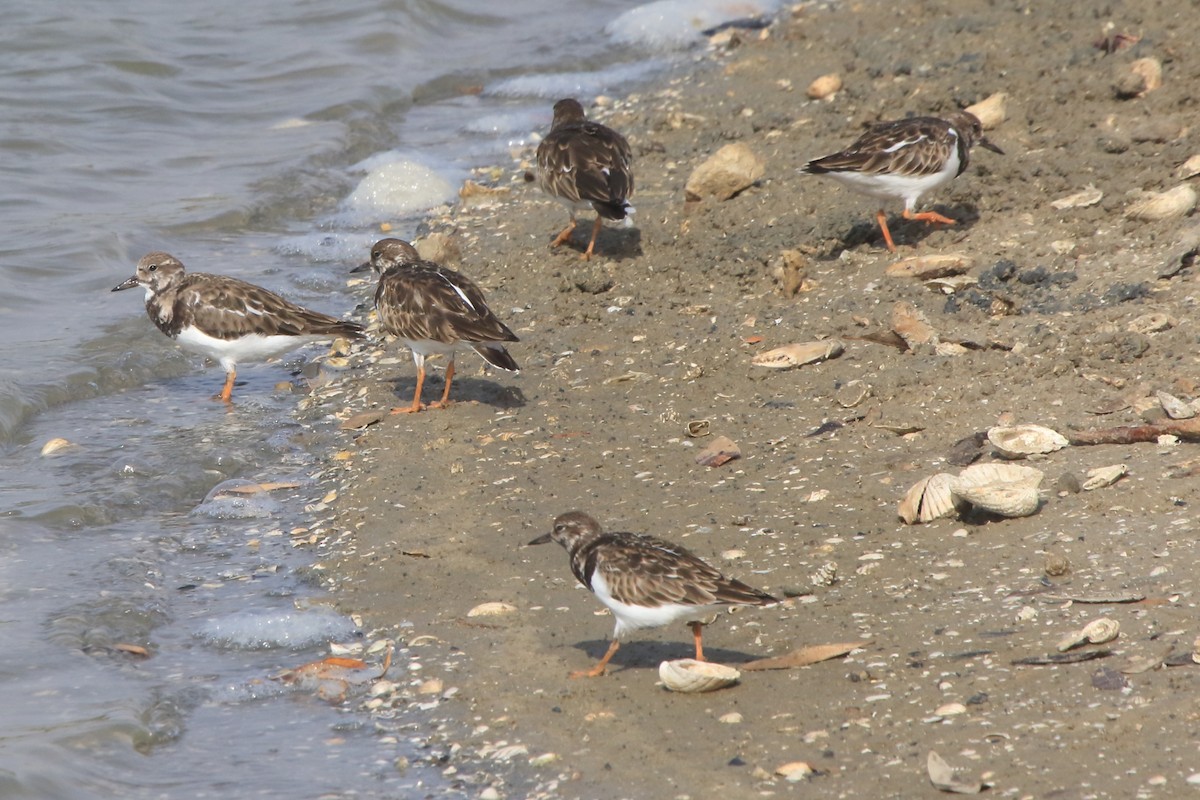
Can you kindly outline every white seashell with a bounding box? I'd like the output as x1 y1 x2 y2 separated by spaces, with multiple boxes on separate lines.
1126 185 1198 221
1176 154 1200 181
658 659 740 693
751 339 843 369
775 761 815 781
951 463 1043 518
1050 184 1104 210
1057 618 1120 652
40 437 77 456
987 424 1070 459
806 73 842 100
965 92 1007 129
466 602 517 617
1157 390 1195 420
898 473 960 525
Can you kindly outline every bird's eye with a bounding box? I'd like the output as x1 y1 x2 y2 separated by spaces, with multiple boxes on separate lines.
371 251 381 260
554 523 565 533
147 263 158 272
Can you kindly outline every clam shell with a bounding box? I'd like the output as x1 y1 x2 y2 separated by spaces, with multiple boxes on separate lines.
40 437 76 456
658 659 741 693
898 473 960 525
951 463 1043 518
1176 154 1200 181
1057 618 1119 652
1050 184 1104 210
964 92 1008 129
1082 463 1127 491
886 253 973 279
806 73 842 100
751 339 843 369
987 424 1069 459
1126 185 1198 221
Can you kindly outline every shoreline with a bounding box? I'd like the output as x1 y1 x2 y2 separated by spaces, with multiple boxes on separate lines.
303 1 1200 797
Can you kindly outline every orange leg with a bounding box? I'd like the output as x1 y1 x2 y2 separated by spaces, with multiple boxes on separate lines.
903 208 957 226
690 622 707 662
874 210 898 254
570 639 620 679
214 369 236 404
429 360 455 410
390 365 427 414
550 217 577 249
581 216 603 261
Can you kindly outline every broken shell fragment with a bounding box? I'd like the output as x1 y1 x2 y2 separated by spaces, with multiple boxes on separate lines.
1050 184 1103 210
751 339 843 369
1126 185 1198 221
886 253 973 279
950 463 1043 518
685 419 711 438
658 659 741 693
1057 618 1120 652
467 602 517 618
1176 154 1200 181
987 424 1069 459
1081 464 1128 491
1157 390 1195 420
40 437 76 456
806 73 842 100
964 92 1007 130
898 473 960 524
1114 56 1163 98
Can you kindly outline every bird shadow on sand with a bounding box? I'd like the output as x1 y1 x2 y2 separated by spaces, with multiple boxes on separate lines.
386 374 527 412
555 226 643 262
570 639 763 672
836 201 983 254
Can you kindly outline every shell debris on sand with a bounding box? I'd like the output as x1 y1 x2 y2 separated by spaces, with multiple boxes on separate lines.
658 659 740 693
885 253 973 280
1057 618 1120 652
806 73 842 100
751 339 844 369
951 463 1044 518
1081 463 1128 491
1050 184 1104 210
1125 185 1197 221
964 92 1007 129
898 473 960 524
986 424 1069 459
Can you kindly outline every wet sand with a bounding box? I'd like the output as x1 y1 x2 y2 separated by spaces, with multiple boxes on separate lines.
301 0 1200 796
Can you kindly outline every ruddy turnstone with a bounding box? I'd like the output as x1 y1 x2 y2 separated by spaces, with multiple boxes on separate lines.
801 110 1003 253
112 252 364 403
527 511 777 678
356 238 518 414
536 98 634 261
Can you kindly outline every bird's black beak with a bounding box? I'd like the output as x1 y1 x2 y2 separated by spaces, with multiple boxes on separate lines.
980 137 1004 156
526 532 552 546
111 276 139 292
350 261 372 274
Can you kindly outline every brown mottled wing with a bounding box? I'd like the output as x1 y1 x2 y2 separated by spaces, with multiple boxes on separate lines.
179 274 363 341
537 121 634 218
806 117 957 179
587 532 775 608
376 264 518 347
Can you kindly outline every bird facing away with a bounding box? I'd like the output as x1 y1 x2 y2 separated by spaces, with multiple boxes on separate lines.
356 238 518 414
536 98 635 261
801 110 1003 253
111 252 364 403
528 511 778 678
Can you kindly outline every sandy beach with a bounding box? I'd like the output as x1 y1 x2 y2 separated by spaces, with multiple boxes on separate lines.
300 0 1200 796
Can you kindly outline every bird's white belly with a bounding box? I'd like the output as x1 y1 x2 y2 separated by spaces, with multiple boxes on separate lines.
403 338 459 360
591 572 720 637
827 152 961 209
176 326 309 370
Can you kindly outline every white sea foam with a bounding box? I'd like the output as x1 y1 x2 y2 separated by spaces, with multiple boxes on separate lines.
197 608 356 650
342 155 457 220
484 61 666 99
606 0 782 49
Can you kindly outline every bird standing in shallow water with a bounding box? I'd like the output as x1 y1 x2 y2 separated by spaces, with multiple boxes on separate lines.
356 238 518 414
112 252 363 403
536 98 635 261
528 511 777 678
801 110 1003 253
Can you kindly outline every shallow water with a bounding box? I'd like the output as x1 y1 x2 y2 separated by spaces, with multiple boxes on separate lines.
0 0 779 795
